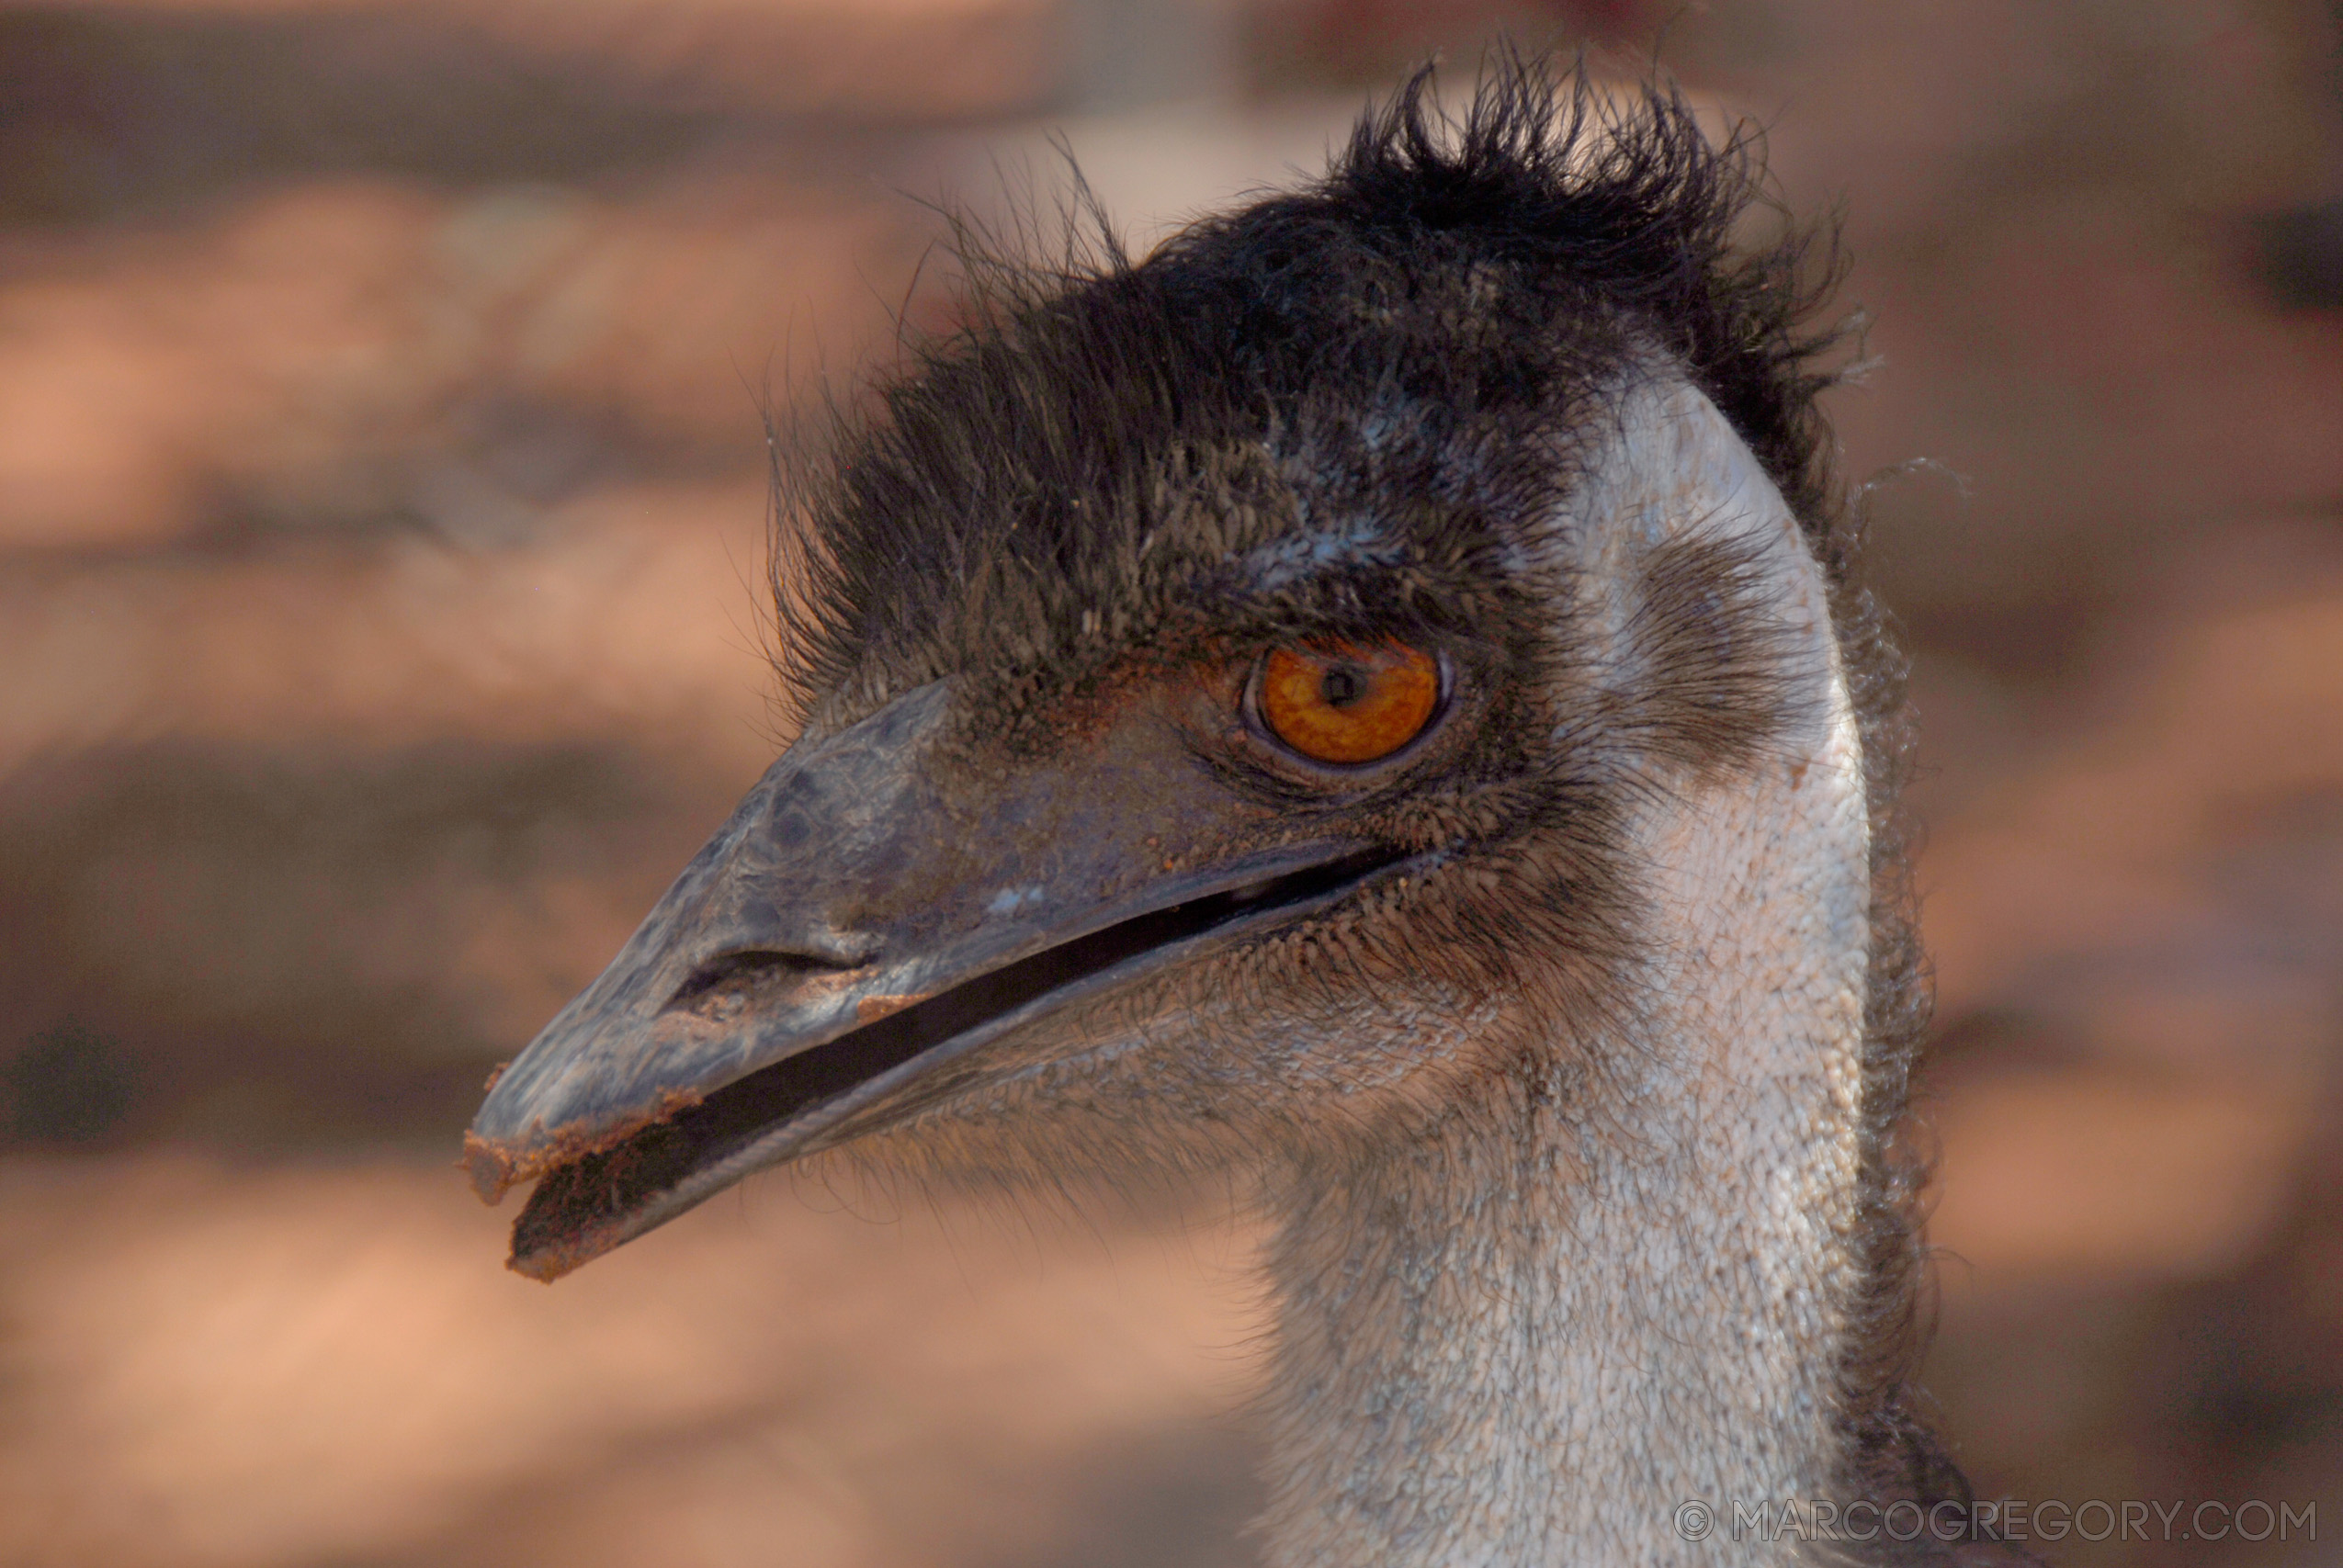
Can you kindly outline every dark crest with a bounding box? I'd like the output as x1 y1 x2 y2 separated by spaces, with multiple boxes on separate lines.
767 53 1854 728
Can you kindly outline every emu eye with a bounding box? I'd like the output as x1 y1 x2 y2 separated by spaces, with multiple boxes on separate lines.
1257 642 1441 765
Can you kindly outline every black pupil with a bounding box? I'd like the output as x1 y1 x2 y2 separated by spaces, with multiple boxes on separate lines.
1320 665 1369 707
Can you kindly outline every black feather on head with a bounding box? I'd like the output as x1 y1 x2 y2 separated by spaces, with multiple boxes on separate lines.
768 51 1852 739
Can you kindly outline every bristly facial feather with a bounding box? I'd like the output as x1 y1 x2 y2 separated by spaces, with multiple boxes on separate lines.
753 51 1968 1551
770 46 1937 1481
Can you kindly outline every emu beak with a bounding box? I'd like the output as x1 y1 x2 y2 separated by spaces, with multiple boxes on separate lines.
465 679 1388 1280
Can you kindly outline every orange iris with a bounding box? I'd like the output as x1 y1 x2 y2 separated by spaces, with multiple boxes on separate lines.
1258 642 1441 765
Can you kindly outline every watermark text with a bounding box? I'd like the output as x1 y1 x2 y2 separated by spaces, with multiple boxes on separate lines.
1671 1496 2315 1546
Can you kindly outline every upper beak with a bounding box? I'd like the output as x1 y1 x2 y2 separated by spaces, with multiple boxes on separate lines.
466 680 1395 1280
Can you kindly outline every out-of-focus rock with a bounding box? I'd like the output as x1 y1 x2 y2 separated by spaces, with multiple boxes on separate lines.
0 484 797 1142
0 180 920 550
1 0 1061 226
0 481 779 762
1919 527 2343 1283
1910 527 2343 1544
0 1155 1267 1568
1930 1070 2314 1279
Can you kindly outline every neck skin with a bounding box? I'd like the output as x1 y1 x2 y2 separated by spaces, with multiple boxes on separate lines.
1253 383 1873 1567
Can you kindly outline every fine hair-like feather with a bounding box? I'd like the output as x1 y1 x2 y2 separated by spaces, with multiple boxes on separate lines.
764 50 1977 1546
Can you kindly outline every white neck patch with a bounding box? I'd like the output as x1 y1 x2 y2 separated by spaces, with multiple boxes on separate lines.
1259 373 1871 1568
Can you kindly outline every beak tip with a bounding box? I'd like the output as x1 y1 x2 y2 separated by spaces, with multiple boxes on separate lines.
505 1248 569 1284
461 1132 518 1206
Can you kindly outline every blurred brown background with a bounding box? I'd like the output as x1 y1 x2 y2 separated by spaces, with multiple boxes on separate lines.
2 1 2340 1563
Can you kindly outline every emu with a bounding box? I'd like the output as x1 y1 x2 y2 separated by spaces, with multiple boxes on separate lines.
467 62 2027 1566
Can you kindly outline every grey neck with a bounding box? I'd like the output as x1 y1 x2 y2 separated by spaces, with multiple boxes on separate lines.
1251 379 1875 1567
1254 1010 1863 1567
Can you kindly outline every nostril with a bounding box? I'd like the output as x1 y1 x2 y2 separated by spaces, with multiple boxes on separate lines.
665 951 862 1024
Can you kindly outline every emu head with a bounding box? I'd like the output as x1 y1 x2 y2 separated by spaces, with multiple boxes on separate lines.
465 71 1882 1287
